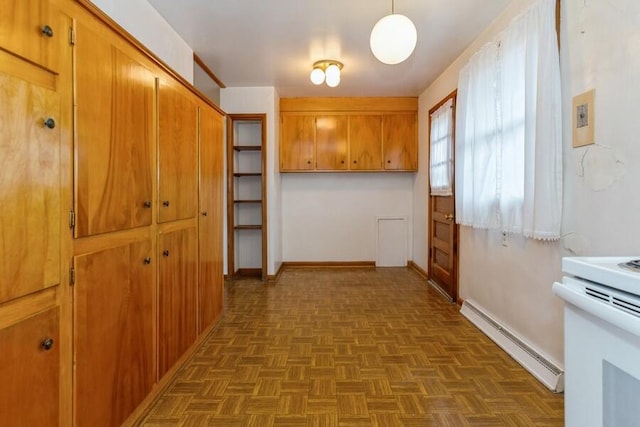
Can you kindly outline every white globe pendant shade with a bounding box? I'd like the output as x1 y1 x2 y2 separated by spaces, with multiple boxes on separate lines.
324 64 341 87
370 14 417 65
310 67 325 85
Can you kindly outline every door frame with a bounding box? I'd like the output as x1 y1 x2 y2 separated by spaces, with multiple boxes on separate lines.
427 90 459 302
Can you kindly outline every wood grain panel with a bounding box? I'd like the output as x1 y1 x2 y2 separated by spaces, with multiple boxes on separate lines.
0 0 60 71
280 114 314 171
315 115 348 170
382 114 418 171
280 97 418 112
74 241 155 427
0 307 59 426
75 23 154 237
158 227 198 376
349 115 382 170
158 80 198 223
198 106 224 332
0 61 61 303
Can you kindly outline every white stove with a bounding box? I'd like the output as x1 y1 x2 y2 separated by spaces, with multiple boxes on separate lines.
553 256 640 427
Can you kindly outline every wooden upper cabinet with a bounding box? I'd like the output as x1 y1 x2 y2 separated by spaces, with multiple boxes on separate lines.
0 0 62 71
349 115 382 170
198 106 224 332
316 115 348 170
0 307 60 427
74 241 155 427
75 23 155 237
158 227 198 377
158 80 198 223
280 114 315 171
383 113 418 171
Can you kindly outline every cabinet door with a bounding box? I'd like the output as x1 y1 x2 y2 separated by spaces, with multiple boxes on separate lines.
74 241 155 427
0 0 62 71
349 115 382 170
316 115 348 170
0 48 65 304
0 307 59 426
75 23 155 237
158 227 198 376
198 106 224 332
280 114 314 171
158 80 198 223
383 114 418 170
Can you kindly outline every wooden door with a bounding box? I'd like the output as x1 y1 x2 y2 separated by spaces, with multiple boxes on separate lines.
75 23 155 237
0 307 60 426
349 115 382 170
428 93 458 301
382 113 418 170
198 106 224 332
158 227 198 376
0 43 65 304
315 115 348 170
0 0 62 72
280 114 314 171
74 241 155 427
158 80 198 223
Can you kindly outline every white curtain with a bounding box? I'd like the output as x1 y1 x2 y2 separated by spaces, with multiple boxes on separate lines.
429 98 454 196
455 0 562 240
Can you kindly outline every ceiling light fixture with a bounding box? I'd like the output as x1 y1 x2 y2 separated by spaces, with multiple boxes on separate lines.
370 0 417 65
309 60 343 87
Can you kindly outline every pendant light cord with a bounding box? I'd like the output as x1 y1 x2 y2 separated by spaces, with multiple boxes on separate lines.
391 0 395 14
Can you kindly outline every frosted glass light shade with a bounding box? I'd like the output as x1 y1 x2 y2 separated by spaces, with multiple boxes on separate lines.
310 67 325 85
325 64 341 87
370 14 417 65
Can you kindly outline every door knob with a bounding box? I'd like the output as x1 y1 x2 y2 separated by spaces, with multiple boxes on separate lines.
144 257 152 265
42 338 54 351
201 211 208 216
444 213 454 221
163 250 170 257
42 25 54 37
143 201 152 208
43 118 56 129
162 200 170 207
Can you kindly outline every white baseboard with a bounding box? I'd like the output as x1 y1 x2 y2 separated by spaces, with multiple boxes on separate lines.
460 299 564 393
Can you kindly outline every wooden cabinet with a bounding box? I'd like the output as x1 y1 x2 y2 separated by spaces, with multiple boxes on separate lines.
316 115 348 170
75 22 155 237
74 241 155 427
349 115 383 170
158 227 198 376
383 113 418 170
280 98 418 172
198 106 224 331
0 307 60 427
158 80 199 223
280 114 314 171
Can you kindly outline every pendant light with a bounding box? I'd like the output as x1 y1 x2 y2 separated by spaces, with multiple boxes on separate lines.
370 0 417 65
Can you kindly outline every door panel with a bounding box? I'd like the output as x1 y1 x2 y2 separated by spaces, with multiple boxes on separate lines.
75 23 154 237
280 114 314 171
383 113 417 170
74 241 155 427
349 115 382 170
316 115 347 170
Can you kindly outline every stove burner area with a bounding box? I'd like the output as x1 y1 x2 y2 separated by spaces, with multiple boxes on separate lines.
620 259 640 272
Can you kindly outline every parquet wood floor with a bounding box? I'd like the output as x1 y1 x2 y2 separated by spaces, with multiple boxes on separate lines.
138 268 564 426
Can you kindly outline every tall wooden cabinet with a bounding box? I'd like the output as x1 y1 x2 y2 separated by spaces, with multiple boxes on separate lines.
0 0 226 425
227 114 267 280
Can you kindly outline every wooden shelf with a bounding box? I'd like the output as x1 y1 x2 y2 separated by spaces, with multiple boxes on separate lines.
234 200 262 204
233 145 261 151
234 225 262 230
234 172 262 177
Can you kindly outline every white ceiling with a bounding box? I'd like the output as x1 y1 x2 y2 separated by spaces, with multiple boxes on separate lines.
147 0 513 97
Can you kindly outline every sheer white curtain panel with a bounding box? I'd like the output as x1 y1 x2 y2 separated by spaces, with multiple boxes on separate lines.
429 98 454 196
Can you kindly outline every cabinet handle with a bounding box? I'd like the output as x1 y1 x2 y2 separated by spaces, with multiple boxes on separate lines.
341 160 345 164
201 211 208 216
353 160 357 164
387 160 391 164
307 160 311 164
143 201 152 208
41 25 54 37
43 118 56 129
163 250 170 257
162 200 170 207
144 257 152 265
42 338 54 351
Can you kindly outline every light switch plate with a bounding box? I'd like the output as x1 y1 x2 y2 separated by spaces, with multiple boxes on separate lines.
572 89 595 148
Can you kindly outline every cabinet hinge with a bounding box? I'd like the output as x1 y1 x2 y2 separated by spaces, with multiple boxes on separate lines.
69 210 76 229
69 267 75 286
69 27 76 45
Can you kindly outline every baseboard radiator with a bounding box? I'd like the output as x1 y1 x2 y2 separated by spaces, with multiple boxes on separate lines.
460 300 564 393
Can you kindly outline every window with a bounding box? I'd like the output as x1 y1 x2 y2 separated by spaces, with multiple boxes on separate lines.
455 0 562 240
429 98 454 196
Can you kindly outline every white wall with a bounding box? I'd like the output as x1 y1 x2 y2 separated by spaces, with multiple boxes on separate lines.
194 64 221 106
282 173 413 262
221 87 282 276
89 0 194 82
414 0 640 366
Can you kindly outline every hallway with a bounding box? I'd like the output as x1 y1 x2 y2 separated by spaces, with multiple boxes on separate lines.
138 268 563 426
